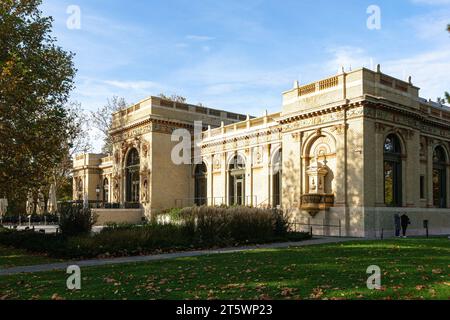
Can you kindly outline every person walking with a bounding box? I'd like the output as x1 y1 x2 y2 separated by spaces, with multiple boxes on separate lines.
394 213 401 237
400 213 411 238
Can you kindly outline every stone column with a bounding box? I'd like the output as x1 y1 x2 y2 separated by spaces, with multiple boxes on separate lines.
405 130 420 207
374 123 385 206
207 155 214 206
333 124 347 206
426 141 433 207
221 152 227 206
246 148 253 206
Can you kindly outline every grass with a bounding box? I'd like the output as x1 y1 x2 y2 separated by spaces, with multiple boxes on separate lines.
0 245 61 269
0 238 448 300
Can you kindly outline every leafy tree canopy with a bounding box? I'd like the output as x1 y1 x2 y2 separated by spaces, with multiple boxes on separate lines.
0 0 77 211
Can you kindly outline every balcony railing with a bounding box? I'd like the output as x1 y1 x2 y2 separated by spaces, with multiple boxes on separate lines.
62 201 141 210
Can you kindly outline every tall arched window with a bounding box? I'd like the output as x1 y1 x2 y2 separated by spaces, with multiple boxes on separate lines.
103 178 109 203
229 155 246 206
77 178 83 200
384 134 402 206
433 146 447 208
194 163 207 206
126 148 140 203
272 149 282 207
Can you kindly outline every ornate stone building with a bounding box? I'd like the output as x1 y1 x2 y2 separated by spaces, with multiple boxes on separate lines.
73 66 450 237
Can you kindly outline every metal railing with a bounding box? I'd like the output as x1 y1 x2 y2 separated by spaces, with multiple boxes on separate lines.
174 197 226 208
290 219 342 237
59 201 141 210
174 196 259 208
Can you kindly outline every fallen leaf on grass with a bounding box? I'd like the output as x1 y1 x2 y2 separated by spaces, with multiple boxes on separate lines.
432 269 442 274
51 293 64 300
415 285 427 291
281 288 296 297
310 287 324 299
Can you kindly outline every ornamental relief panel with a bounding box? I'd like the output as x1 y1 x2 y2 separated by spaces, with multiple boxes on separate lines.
213 155 222 171
112 124 151 142
253 146 264 165
369 107 450 139
283 110 345 132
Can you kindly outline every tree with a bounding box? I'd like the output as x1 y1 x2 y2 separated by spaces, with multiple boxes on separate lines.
50 102 92 203
0 0 77 213
158 93 187 103
446 24 450 103
91 96 127 154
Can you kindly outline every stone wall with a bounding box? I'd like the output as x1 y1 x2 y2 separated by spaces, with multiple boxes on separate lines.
93 208 144 226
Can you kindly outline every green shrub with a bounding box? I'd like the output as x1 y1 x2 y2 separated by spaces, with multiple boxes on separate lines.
59 204 97 237
101 223 139 232
180 206 289 245
0 206 310 259
0 230 66 256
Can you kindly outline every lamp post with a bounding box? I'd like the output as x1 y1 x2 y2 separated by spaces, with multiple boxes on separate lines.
96 185 100 208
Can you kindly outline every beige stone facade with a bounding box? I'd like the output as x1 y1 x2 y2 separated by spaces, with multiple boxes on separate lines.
73 67 450 237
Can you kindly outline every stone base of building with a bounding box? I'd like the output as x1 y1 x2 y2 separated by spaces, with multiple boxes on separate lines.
92 208 144 226
363 207 450 238
290 206 450 238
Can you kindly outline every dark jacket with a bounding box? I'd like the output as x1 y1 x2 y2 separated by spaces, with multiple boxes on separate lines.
400 214 410 226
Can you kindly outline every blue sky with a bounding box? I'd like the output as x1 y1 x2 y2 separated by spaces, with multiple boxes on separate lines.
40 0 450 151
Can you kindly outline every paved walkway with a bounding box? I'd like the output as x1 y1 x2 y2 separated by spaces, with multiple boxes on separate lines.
0 237 359 276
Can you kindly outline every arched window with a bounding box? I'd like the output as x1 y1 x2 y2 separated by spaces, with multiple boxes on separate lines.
384 134 402 206
272 149 282 207
77 178 83 200
433 146 447 208
194 163 207 206
125 148 140 203
229 155 246 206
103 178 109 203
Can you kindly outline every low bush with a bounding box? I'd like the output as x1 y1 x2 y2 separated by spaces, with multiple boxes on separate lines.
59 204 97 237
180 206 288 245
0 206 311 259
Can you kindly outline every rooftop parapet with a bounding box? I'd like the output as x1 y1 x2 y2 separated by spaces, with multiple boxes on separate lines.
282 66 421 115
202 111 281 141
110 96 248 131
73 153 108 169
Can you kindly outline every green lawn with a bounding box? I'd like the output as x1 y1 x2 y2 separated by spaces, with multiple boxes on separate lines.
0 238 449 300
0 245 61 269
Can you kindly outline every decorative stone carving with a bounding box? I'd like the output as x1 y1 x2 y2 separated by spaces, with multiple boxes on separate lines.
291 132 302 142
213 156 221 170
113 182 120 202
114 150 120 164
142 179 148 203
142 143 150 158
331 124 347 135
253 147 263 165
306 158 328 194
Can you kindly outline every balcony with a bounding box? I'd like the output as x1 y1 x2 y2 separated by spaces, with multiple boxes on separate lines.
301 194 335 216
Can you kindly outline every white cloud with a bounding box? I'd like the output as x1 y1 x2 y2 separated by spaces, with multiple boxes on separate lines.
382 45 450 100
325 46 374 73
411 0 450 5
186 35 215 41
103 80 162 91
324 43 450 101
405 10 450 41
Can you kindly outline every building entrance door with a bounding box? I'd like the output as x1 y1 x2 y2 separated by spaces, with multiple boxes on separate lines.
234 176 245 206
